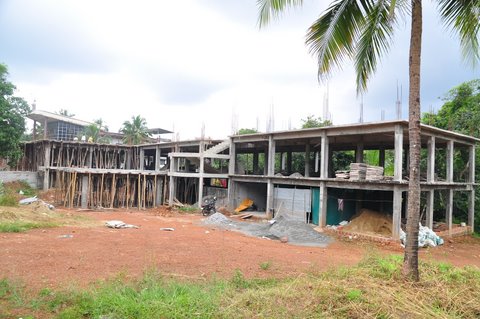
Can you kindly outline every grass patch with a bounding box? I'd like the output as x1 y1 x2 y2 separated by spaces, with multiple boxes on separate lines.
2 255 480 318
259 261 271 271
0 194 18 207
177 205 200 213
0 221 58 233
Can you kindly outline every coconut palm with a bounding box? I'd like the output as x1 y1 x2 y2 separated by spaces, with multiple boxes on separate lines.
258 0 480 280
120 115 151 145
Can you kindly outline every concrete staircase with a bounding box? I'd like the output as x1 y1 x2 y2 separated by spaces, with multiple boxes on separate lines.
205 140 230 155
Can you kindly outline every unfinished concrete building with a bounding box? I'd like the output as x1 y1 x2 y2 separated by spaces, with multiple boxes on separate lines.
228 120 478 239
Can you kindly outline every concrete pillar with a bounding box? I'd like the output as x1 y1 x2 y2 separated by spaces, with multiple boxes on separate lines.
81 175 88 209
155 146 161 171
281 152 286 171
43 118 47 139
394 125 403 181
314 151 319 173
446 140 454 183
253 152 259 174
228 138 236 175
468 189 475 231
320 133 329 179
469 145 475 183
355 143 364 163
286 151 292 175
446 189 453 235
139 149 145 170
268 135 275 176
379 148 385 168
227 178 236 210
305 143 311 177
198 141 205 208
392 186 402 239
319 182 328 227
427 136 435 182
43 143 51 191
88 147 93 168
426 190 434 228
266 180 274 218
155 178 163 206
168 153 175 206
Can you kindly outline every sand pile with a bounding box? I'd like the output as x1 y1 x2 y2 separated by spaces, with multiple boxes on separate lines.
343 208 392 236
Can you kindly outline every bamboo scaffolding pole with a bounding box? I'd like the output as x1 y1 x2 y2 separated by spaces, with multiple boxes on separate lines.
126 174 130 209
153 175 157 207
99 173 104 208
137 173 141 209
143 174 147 209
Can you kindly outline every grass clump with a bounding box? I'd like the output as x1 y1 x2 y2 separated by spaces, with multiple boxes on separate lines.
177 205 200 213
0 221 58 233
259 261 271 271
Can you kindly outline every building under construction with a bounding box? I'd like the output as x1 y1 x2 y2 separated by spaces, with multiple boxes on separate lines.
6 119 479 239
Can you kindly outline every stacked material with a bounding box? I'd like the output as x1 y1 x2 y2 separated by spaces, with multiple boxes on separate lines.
335 170 350 179
366 165 384 180
400 223 444 248
343 208 392 236
349 163 367 180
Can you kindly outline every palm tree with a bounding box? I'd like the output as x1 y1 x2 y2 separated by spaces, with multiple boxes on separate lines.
120 115 151 145
258 0 480 281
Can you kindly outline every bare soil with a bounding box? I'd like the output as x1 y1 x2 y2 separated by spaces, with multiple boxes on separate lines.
0 206 479 291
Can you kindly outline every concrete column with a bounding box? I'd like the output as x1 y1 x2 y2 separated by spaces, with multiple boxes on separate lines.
394 125 403 181
139 149 145 170
319 182 328 227
315 151 319 173
392 186 402 239
305 143 311 177
263 148 268 175
426 190 434 228
446 140 454 183
268 135 275 176
320 133 329 179
427 136 435 182
88 147 93 168
281 152 286 171
446 189 454 235
43 119 47 139
81 175 88 209
198 141 205 208
266 180 274 218
286 151 292 175
379 148 385 168
253 152 259 174
355 143 364 163
468 189 475 231
228 138 236 175
43 143 51 191
168 153 175 206
155 146 161 171
227 178 236 210
469 145 475 183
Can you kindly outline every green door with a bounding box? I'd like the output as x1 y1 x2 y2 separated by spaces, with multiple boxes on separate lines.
311 188 319 225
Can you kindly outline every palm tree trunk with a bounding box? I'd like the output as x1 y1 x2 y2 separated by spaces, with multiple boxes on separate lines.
403 0 422 281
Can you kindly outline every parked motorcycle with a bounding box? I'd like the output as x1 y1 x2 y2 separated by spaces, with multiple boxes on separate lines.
201 196 217 216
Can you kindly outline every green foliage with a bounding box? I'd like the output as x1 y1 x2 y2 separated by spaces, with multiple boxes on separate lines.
83 118 110 144
237 128 258 135
0 64 31 165
259 261 271 270
120 115 151 145
55 109 75 117
346 289 362 301
301 115 331 128
0 193 18 207
0 221 58 233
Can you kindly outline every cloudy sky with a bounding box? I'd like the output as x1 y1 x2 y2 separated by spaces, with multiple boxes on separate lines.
0 0 478 140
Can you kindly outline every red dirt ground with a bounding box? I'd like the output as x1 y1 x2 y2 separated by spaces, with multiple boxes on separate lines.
1 207 479 291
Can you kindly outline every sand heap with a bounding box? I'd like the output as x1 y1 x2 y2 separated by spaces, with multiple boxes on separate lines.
343 208 392 236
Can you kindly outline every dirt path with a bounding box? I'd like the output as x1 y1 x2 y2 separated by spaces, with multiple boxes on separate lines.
0 208 479 291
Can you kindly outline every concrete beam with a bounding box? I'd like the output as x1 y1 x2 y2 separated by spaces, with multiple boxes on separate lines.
392 186 402 239
394 125 403 181
427 136 435 182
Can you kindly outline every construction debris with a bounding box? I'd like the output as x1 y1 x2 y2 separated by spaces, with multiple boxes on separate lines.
335 170 350 179
160 227 175 231
337 164 384 181
234 198 254 213
105 220 139 229
349 163 367 180
400 224 444 248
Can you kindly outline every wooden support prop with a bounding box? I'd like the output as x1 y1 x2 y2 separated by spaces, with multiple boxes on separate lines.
137 173 141 209
126 174 130 209
110 173 116 209
100 173 104 208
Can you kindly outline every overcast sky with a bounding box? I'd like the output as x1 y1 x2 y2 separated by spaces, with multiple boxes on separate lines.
1 0 478 140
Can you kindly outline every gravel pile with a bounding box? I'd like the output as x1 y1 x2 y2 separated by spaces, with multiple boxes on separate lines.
203 213 332 247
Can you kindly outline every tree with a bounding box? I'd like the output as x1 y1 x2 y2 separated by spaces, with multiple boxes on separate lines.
301 115 331 128
0 64 30 165
83 118 110 143
120 115 151 145
258 0 480 280
56 109 75 117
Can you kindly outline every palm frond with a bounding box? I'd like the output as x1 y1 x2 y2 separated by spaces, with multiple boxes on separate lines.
306 0 370 82
355 0 396 93
257 0 304 27
437 0 480 66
